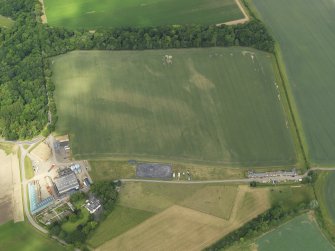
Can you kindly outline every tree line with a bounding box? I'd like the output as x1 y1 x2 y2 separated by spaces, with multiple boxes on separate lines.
205 203 315 250
0 0 274 139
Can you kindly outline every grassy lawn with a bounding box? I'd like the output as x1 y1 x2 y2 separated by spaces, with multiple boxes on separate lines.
251 0 335 165
24 156 34 180
269 185 315 210
53 48 296 167
0 15 14 28
44 0 243 29
61 200 90 233
89 161 136 181
256 213 335 251
0 221 68 251
118 182 240 218
87 205 154 248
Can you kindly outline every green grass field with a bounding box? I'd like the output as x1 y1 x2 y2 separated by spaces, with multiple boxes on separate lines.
24 156 34 180
87 205 154 248
0 15 14 28
269 185 315 210
315 171 335 236
116 182 240 219
89 160 245 181
44 0 243 29
0 221 68 251
257 213 335 251
251 0 335 165
53 48 296 167
317 172 335 222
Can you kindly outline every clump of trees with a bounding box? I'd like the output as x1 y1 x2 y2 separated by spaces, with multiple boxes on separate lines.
48 181 118 248
41 20 274 57
91 180 118 218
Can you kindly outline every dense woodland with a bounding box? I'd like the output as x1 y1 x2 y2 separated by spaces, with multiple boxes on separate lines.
0 0 274 139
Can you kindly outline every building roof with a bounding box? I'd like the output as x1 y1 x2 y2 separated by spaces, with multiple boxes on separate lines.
28 182 54 214
54 172 79 194
85 197 101 214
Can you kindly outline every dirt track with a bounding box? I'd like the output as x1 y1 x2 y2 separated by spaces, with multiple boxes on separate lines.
218 0 250 26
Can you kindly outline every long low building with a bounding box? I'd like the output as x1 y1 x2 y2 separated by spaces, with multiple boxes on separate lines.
54 172 79 195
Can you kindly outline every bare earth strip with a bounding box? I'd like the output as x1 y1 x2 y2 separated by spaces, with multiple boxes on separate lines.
96 186 270 251
220 0 250 25
11 153 24 222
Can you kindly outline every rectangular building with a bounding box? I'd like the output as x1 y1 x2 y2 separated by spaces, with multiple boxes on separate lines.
54 172 79 195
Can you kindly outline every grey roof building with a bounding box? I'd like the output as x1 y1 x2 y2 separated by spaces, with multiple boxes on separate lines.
54 172 79 195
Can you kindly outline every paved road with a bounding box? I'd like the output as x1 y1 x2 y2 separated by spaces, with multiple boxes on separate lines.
0 135 44 145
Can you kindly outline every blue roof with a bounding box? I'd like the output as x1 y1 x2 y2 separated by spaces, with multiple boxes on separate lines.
28 182 54 214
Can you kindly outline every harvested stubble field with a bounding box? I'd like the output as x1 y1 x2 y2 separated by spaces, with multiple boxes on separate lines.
251 0 335 165
94 184 270 250
0 150 14 224
44 0 243 29
53 48 296 167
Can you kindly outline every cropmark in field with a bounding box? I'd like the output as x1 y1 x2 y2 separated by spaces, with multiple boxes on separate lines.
44 0 244 29
251 0 335 165
53 48 296 167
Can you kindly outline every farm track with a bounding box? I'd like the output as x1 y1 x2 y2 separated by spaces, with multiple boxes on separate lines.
220 0 250 25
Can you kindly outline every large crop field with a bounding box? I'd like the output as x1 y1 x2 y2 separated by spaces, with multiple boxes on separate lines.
256 213 335 251
53 48 296 167
44 0 244 29
251 0 335 165
0 221 68 251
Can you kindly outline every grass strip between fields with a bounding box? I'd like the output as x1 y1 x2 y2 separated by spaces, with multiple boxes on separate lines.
24 156 34 180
